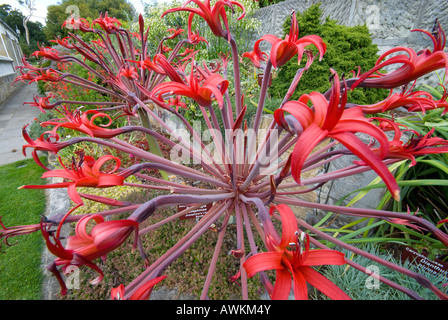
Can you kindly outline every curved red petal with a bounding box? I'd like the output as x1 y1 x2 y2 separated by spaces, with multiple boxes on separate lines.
271 268 293 300
300 266 351 300
243 251 284 277
301 250 346 266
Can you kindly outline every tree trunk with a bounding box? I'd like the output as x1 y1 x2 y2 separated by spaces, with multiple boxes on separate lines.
23 16 30 45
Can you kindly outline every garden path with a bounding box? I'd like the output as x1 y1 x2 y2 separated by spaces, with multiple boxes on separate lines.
0 82 41 166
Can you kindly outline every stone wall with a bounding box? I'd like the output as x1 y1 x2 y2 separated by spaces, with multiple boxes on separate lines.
0 72 23 105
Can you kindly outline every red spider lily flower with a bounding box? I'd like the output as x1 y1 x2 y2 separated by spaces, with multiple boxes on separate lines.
64 215 138 262
179 47 197 57
351 20 448 89
386 208 427 232
131 32 142 41
241 48 268 69
91 39 108 50
161 45 173 53
128 54 184 83
111 276 167 300
26 69 61 83
62 15 92 32
250 12 326 69
274 70 400 201
31 44 65 61
38 69 61 82
49 36 75 49
128 56 164 74
380 127 448 167
44 213 139 295
23 94 56 113
22 125 69 170
117 65 139 80
167 95 188 111
388 218 427 232
0 218 42 248
243 204 350 300
152 63 229 109
162 0 245 43
13 69 41 84
167 27 184 39
42 108 124 139
15 56 42 72
92 12 122 33
20 154 125 205
187 29 208 45
356 82 448 115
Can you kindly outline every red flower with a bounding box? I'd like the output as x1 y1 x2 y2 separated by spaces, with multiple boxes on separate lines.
117 65 138 80
166 27 184 39
92 12 122 33
241 49 268 69
62 16 92 32
274 70 400 201
42 107 124 139
356 82 448 115
128 54 184 83
23 94 56 113
187 29 208 45
49 36 75 49
352 20 448 89
0 218 42 248
111 276 167 300
14 68 61 84
44 213 139 295
162 0 245 42
243 204 350 300
63 215 138 262
386 208 427 232
152 63 229 109
22 125 68 170
20 154 125 205
167 95 188 111
31 44 64 61
247 12 326 68
376 123 448 167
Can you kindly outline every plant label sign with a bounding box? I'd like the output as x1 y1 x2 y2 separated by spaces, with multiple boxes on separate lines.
401 246 448 281
178 203 212 220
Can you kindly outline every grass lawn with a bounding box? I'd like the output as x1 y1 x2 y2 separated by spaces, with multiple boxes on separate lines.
0 158 47 300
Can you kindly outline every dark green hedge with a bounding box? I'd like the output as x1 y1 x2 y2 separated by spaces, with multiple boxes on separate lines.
268 3 389 105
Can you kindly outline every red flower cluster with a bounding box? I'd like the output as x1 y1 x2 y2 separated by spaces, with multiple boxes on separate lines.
4 2 448 301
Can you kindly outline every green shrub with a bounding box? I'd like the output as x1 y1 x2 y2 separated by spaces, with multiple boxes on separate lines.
257 0 286 8
268 3 389 107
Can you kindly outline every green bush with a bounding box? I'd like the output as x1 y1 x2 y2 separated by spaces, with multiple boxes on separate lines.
257 0 286 8
268 3 389 106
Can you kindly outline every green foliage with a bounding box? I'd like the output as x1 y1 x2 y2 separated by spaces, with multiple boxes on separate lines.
257 0 286 8
44 0 135 40
0 158 47 300
317 244 448 300
269 3 389 105
385 107 448 236
141 0 260 60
